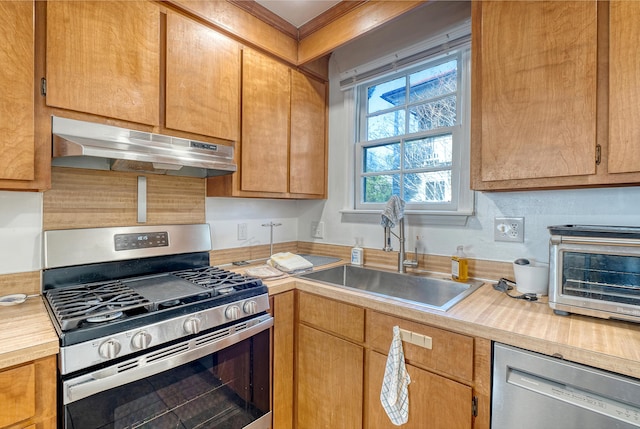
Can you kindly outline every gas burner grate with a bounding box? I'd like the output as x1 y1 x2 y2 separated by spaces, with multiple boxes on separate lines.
45 280 152 331
173 266 263 293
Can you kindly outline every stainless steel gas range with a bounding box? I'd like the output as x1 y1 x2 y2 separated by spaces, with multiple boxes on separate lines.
42 224 272 429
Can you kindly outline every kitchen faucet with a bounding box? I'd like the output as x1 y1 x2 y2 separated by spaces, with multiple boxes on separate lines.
383 217 418 273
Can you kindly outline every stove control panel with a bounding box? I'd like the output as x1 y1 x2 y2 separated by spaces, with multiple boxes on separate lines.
59 293 270 375
114 231 169 251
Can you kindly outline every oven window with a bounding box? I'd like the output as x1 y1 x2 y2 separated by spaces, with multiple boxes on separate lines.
562 251 640 306
64 330 270 429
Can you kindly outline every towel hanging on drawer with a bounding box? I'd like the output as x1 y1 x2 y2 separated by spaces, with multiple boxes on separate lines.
380 325 410 425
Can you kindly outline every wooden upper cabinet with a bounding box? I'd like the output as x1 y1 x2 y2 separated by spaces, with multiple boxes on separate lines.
472 1 597 188
165 12 241 141
290 70 327 196
46 1 160 126
241 48 290 193
0 1 34 182
609 0 640 175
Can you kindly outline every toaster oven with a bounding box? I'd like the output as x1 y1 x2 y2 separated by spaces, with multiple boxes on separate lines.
549 225 640 323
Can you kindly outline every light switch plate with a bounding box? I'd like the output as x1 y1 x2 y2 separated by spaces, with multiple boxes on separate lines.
494 217 524 242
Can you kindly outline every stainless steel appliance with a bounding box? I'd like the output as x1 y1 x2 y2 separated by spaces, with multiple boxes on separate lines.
549 224 640 322
43 224 272 429
51 116 237 177
492 343 640 428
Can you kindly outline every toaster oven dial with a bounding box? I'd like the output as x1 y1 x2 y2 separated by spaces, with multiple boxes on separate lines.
184 317 201 335
225 305 241 320
98 338 122 359
130 331 152 350
243 300 258 315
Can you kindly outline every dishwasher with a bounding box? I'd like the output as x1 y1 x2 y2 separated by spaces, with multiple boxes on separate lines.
492 343 640 428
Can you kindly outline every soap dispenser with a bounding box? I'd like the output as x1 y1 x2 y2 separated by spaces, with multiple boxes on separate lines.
351 238 364 266
451 245 469 282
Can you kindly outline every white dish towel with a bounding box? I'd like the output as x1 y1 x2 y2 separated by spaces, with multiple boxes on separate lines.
381 195 405 228
380 325 410 425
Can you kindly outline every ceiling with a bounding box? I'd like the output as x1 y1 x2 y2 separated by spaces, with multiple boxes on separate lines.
255 0 342 27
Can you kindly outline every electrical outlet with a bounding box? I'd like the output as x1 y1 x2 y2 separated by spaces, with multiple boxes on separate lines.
494 217 524 242
237 223 248 240
311 221 324 239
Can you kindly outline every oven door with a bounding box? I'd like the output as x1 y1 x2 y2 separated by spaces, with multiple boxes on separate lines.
61 314 273 429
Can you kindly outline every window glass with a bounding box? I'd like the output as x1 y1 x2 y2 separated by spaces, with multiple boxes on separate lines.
367 77 406 114
355 48 471 213
364 143 400 172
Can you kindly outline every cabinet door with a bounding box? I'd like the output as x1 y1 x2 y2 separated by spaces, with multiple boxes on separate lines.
290 70 326 196
241 48 290 193
166 12 240 141
297 324 364 429
366 351 472 429
0 362 35 427
46 1 160 125
272 292 294 429
0 1 34 181
609 1 640 174
474 1 597 183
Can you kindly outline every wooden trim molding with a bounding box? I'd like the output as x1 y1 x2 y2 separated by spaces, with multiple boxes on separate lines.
298 1 365 39
227 0 298 39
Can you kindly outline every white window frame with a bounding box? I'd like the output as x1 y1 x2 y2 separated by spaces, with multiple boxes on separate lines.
355 52 464 212
341 41 473 226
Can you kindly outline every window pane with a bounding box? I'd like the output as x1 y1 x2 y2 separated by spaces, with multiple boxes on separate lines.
367 77 406 114
363 174 400 203
408 95 456 132
409 60 457 102
367 110 406 140
404 171 452 203
405 135 452 169
364 143 400 172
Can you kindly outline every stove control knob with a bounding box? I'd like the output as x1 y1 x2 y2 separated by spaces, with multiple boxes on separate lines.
225 305 241 320
131 331 152 350
184 317 201 335
243 300 258 315
98 338 122 360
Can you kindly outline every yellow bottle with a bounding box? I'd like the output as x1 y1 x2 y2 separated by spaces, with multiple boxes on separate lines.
451 245 469 282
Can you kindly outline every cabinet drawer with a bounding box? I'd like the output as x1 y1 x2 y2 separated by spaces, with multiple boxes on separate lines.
0 362 36 427
367 310 474 382
298 292 365 343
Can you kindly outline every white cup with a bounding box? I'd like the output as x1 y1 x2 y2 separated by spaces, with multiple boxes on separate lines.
513 259 549 295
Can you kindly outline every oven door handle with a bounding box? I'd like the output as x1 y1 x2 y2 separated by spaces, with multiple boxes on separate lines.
63 314 273 405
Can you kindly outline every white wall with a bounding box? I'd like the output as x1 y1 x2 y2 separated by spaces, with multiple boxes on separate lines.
206 197 300 251
0 191 42 274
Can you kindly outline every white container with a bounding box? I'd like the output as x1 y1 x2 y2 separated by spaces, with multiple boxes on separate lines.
513 259 549 295
351 238 364 266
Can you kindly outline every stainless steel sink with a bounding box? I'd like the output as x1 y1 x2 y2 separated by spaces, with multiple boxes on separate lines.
297 265 484 311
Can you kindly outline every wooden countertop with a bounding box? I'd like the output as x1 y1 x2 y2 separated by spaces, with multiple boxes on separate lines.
0 296 59 369
265 263 640 380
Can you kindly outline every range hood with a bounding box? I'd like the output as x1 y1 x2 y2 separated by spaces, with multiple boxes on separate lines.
51 116 237 177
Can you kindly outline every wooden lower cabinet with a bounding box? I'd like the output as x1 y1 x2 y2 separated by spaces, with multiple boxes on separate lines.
285 292 491 429
0 355 56 429
271 291 295 429
366 350 472 429
296 323 364 429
